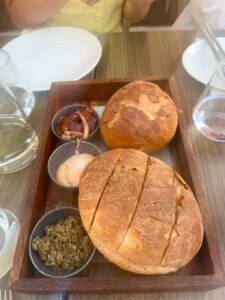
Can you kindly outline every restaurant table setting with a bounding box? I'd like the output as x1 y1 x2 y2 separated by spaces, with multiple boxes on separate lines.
2 27 102 92
1 25 225 300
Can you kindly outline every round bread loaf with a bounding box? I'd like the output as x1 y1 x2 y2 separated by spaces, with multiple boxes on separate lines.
100 81 178 152
78 149 204 274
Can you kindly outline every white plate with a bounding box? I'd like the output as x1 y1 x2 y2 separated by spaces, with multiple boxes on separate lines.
182 38 225 84
2 27 102 92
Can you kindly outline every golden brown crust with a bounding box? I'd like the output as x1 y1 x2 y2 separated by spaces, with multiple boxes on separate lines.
90 149 148 250
78 149 204 274
100 81 178 152
79 149 123 231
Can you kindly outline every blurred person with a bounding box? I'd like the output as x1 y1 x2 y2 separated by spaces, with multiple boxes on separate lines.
174 0 225 29
4 0 155 32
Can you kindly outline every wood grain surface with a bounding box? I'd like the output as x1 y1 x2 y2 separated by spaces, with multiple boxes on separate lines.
1 30 225 299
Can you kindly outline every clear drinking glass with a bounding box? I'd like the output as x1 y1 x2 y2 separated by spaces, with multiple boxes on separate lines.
0 50 39 173
0 49 35 116
0 208 20 278
193 60 225 141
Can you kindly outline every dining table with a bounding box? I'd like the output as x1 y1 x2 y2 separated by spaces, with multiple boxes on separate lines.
1 28 225 300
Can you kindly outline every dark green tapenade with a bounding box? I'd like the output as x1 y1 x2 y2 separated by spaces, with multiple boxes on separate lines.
32 215 93 272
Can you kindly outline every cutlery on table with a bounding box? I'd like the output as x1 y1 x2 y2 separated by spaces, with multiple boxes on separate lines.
201 21 225 62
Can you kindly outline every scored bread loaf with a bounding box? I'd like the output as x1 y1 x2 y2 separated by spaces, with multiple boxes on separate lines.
78 149 204 274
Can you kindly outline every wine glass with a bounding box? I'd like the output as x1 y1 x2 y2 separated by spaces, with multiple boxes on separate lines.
193 60 225 141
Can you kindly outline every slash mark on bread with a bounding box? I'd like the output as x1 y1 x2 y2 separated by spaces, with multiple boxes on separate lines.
117 157 150 250
88 152 123 232
145 214 171 226
160 172 187 266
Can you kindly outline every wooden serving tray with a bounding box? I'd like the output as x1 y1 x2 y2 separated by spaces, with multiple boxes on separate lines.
10 78 225 294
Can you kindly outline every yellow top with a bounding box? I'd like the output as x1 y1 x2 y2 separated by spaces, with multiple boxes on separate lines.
46 0 123 32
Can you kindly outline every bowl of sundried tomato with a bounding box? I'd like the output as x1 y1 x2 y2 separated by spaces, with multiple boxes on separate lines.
51 104 99 142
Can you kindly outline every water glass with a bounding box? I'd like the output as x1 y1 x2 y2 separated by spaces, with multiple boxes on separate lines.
0 208 20 278
0 49 35 116
0 50 39 173
193 60 225 141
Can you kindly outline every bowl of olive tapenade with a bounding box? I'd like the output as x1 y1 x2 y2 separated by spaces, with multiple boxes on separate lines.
51 104 99 142
29 207 95 278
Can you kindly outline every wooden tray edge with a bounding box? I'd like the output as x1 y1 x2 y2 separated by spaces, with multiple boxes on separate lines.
9 87 57 287
10 275 225 294
169 76 225 279
50 76 169 86
9 77 225 292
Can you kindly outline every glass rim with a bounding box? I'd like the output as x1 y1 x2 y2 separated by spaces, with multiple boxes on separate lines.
0 49 9 69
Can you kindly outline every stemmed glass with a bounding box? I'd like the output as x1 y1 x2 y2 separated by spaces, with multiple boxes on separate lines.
193 60 225 141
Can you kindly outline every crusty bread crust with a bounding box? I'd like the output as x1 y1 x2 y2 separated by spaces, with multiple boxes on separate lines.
78 149 204 274
100 81 178 152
